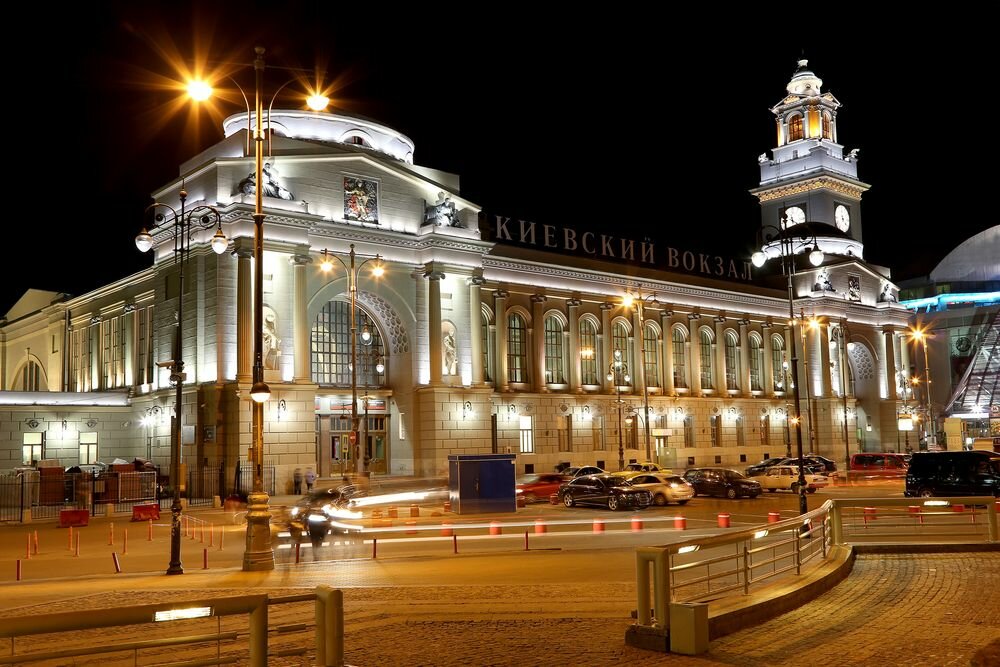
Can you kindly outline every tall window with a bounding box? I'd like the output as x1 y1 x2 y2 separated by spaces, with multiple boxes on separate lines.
136 305 154 386
612 321 630 384
543 315 565 384
789 114 804 141
22 432 43 465
771 334 786 390
700 330 714 390
643 323 659 388
724 331 740 391
481 311 492 383
761 415 770 445
822 112 833 140
683 415 694 447
519 415 534 453
79 432 98 464
736 416 745 446
672 328 687 389
311 301 386 387
749 334 763 391
507 313 527 383
580 319 598 385
710 415 721 447
20 361 42 391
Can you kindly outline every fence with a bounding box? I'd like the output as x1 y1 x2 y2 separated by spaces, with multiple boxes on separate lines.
0 470 157 522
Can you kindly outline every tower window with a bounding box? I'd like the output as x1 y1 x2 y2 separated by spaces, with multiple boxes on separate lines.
822 112 833 140
788 115 804 142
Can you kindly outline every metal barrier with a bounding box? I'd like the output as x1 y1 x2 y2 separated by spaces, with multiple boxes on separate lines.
0 586 346 667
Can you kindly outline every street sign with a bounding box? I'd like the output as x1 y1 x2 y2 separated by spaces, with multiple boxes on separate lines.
349 430 358 446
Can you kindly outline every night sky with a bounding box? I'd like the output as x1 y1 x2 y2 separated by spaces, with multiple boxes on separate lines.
4 5 992 316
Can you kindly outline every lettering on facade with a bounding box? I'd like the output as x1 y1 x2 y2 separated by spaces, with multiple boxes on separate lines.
489 214 752 281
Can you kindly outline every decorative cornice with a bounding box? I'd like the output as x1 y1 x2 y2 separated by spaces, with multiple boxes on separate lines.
566 299 582 308
530 294 546 304
290 254 312 266
600 303 616 311
469 276 487 287
752 176 869 202
494 289 509 299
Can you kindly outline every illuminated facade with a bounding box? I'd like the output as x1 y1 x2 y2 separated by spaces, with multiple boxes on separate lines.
1 62 919 489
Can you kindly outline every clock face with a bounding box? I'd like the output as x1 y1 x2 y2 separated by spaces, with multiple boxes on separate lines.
835 204 851 232
783 206 805 227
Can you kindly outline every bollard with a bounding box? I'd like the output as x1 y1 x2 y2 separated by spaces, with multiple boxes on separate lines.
388 506 398 519
25 534 31 560
489 521 502 536
16 559 21 581
717 513 731 528
593 518 606 534
525 530 529 550
674 515 687 530
534 518 547 534
68 525 73 550
768 511 781 524
109 523 114 546
295 542 301 564
372 537 377 559
112 552 121 574
33 530 38 556
219 526 224 551
410 504 420 518
209 523 214 547
908 505 924 525
453 534 458 554
75 533 80 557
203 548 208 570
199 521 205 543
443 500 452 513
441 522 454 537
405 520 417 535
863 507 877 526
123 529 128 555
148 519 153 541
631 516 643 532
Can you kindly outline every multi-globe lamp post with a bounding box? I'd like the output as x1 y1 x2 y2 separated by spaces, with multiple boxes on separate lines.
622 289 657 463
135 190 228 575
174 46 331 571
606 349 630 471
751 216 824 519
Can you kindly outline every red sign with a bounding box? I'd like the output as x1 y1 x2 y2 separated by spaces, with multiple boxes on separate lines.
349 431 358 445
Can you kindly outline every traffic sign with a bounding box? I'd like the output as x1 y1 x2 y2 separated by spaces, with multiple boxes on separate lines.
349 430 358 446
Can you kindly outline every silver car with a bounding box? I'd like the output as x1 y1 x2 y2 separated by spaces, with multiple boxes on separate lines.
625 473 694 506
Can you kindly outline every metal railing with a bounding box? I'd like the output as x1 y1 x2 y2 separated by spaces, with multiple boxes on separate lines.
1 471 158 522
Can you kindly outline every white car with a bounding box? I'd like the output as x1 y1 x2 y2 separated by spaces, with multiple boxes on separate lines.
752 465 829 494
623 462 672 474
625 472 694 506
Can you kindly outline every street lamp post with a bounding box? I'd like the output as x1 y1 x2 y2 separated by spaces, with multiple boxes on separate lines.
751 217 824 519
135 190 228 575
910 327 936 449
623 289 657 463
606 349 631 471
319 245 384 475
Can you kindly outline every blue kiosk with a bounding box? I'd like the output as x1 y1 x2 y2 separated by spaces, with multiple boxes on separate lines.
447 453 517 514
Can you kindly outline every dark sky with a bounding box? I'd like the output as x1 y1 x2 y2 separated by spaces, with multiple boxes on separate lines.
4 5 991 316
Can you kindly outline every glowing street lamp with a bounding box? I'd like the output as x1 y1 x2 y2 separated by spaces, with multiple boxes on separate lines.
606 349 630 471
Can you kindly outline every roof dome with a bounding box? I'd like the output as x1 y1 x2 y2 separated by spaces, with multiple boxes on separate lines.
786 59 823 96
930 226 1000 282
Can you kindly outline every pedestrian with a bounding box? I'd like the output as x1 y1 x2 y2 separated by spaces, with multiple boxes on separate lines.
293 468 303 495
305 467 316 491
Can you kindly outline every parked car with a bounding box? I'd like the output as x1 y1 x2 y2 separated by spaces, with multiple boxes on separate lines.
682 468 762 499
751 465 829 493
516 473 567 502
801 454 838 474
285 486 364 547
745 457 790 477
560 465 606 478
558 474 652 510
904 450 1000 497
849 453 908 478
625 473 693 506
623 462 672 474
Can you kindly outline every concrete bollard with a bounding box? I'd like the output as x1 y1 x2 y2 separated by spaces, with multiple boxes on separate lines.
717 513 731 528
534 518 547 534
593 518 605 534
631 516 643 532
68 525 73 550
441 522 454 537
768 511 781 523
405 520 417 535
674 515 687 530
409 504 420 518
489 521 502 536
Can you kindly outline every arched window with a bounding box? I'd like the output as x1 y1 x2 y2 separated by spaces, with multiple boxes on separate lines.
725 331 740 391
700 329 714 390
788 114 804 142
543 315 565 384
771 334 786 390
311 302 386 387
579 318 598 385
672 328 687 389
481 310 493 383
612 321 632 386
507 313 527 383
749 334 763 391
822 112 833 140
20 360 42 391
643 323 660 388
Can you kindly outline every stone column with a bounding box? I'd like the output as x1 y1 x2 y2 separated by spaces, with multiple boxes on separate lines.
123 304 136 387
739 318 751 397
762 323 775 396
292 251 312 383
469 277 485 385
567 299 582 392
714 316 726 392
633 306 646 392
662 311 675 395
600 303 614 392
531 294 546 391
236 245 253 382
883 328 898 400
689 315 702 394
899 328 911 394
818 321 832 397
426 266 445 385
495 290 509 392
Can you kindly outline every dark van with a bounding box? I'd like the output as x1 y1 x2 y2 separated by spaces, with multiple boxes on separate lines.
904 450 1000 497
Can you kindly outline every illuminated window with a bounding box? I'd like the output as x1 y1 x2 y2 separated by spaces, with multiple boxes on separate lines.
543 315 565 384
771 334 786 389
311 302 385 387
612 322 631 385
672 328 687 389
822 112 832 140
643 323 660 388
788 114 804 141
507 313 527 384
519 415 534 453
761 415 770 445
736 416 745 446
724 331 740 391
683 415 694 447
20 361 42 391
22 432 43 465
700 330 714 390
481 310 493 383
79 432 98 464
579 319 598 385
710 414 721 447
749 334 763 391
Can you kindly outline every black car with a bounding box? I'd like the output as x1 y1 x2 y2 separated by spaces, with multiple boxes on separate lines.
558 474 652 510
745 457 789 477
904 450 1000 497
286 485 364 547
683 468 762 499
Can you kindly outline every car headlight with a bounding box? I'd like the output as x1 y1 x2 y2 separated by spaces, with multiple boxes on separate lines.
290 507 300 517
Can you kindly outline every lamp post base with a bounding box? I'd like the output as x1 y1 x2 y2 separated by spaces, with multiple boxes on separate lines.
242 490 274 571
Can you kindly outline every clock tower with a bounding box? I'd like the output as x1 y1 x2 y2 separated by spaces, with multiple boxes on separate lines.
750 60 870 260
